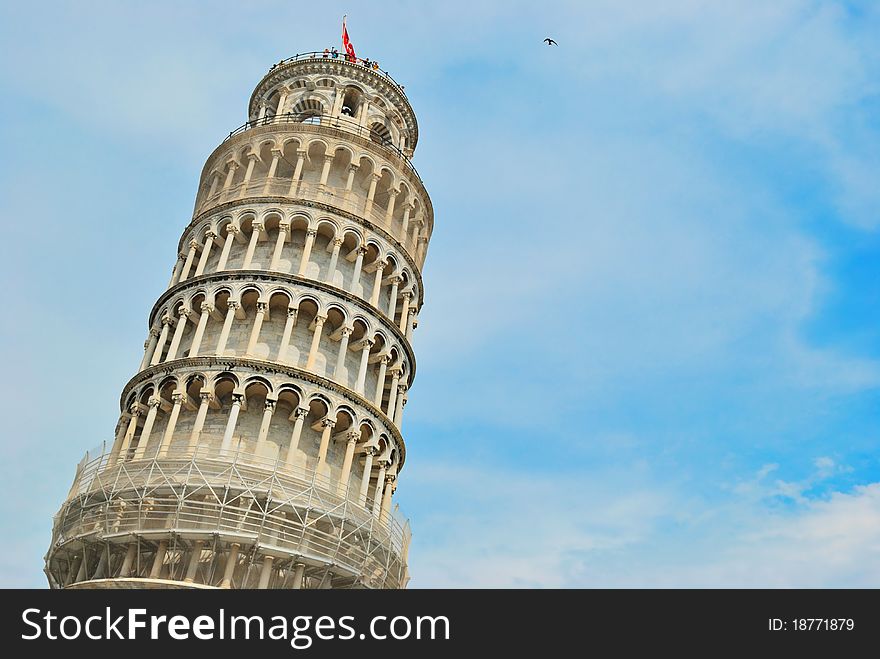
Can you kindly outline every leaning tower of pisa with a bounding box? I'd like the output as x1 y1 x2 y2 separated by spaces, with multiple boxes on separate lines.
45 50 432 589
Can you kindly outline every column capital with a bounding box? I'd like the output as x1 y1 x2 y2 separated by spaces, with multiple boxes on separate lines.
292 406 309 421
306 228 318 237
332 237 344 247
380 354 392 365
205 230 218 240
371 172 383 182
339 326 353 338
161 315 174 326
149 327 162 338
279 222 290 233
177 306 191 318
401 290 413 300
364 446 378 457
347 163 360 173
296 149 308 159
128 402 142 416
251 221 265 233
200 302 214 314
270 147 283 158
227 300 241 311
255 301 268 313
356 245 369 256
188 239 200 250
346 430 361 443
147 396 161 409
321 417 336 429
313 314 327 326
177 253 187 262
397 383 407 394
264 399 277 412
199 391 215 404
231 393 245 405
246 151 259 162
388 187 400 198
287 307 298 318
359 337 375 350
323 153 335 163
171 392 186 405
226 224 240 236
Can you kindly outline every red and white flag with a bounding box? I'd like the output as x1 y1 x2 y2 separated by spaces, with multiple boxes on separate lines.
342 16 356 61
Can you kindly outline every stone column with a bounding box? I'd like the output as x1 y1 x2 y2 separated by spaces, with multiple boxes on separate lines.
107 411 131 466
178 239 200 282
184 540 203 583
245 301 267 357
364 172 382 215
219 394 244 453
274 89 289 120
333 327 352 380
164 307 190 361
384 187 399 224
287 149 307 196
371 463 387 517
216 224 240 271
337 431 361 496
167 254 185 288
220 543 240 588
387 276 401 320
343 163 359 198
139 327 161 371
255 399 276 455
149 540 168 579
348 246 367 295
118 542 137 578
241 221 264 270
215 301 240 356
133 397 161 459
373 355 390 408
276 307 298 362
157 392 185 457
117 404 141 462
297 229 317 276
188 392 214 450
291 563 305 590
188 302 213 358
400 202 413 240
284 407 309 466
398 293 412 333
222 161 238 193
239 152 258 197
305 315 326 370
194 231 217 276
318 153 334 187
269 222 289 271
325 237 343 283
258 555 275 589
393 385 407 426
385 370 401 418
262 148 283 194
315 418 336 473
354 338 374 395
379 475 396 523
369 260 387 307
358 448 376 506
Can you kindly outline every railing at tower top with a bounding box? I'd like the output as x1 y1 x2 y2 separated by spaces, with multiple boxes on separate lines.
223 113 424 188
268 51 409 97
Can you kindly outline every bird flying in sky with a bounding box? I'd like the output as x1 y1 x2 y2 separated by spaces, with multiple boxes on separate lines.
544 38 558 46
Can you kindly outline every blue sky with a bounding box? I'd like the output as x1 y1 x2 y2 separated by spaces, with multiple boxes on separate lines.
1 0 879 587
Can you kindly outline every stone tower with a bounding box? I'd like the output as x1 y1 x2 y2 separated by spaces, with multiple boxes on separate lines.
45 50 432 589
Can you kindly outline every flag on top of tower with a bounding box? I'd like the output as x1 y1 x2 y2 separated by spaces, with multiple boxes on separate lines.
342 15 356 62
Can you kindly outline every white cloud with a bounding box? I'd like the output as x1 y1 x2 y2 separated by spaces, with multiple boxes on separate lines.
406 460 880 587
